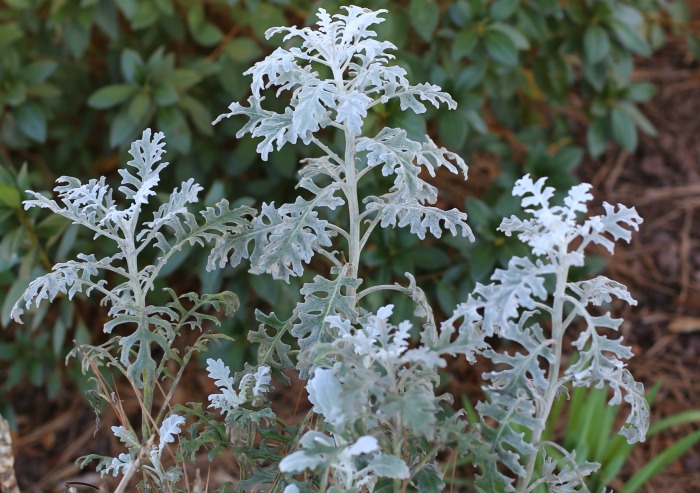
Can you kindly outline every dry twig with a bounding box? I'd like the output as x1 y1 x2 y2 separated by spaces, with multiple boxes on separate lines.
0 415 20 493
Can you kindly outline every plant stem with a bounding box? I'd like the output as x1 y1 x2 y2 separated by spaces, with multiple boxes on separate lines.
331 58 362 299
516 251 569 493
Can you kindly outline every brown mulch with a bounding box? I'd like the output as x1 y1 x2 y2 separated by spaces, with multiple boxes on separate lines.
5 10 700 493
577 23 700 492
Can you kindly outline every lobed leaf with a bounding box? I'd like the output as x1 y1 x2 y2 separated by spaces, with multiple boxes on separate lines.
293 265 362 361
214 97 298 161
11 253 120 322
367 198 471 240
249 310 294 385
209 184 344 282
158 414 185 455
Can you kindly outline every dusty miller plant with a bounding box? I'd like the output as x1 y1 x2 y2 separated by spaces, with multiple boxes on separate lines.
10 6 648 493
10 129 250 489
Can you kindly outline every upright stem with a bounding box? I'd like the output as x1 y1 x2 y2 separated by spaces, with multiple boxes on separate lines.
121 216 153 439
330 58 362 300
516 252 569 493
344 128 361 290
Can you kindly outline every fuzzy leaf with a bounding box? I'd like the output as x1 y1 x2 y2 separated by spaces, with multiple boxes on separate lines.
143 196 254 266
581 202 643 254
365 454 410 479
307 368 347 428
210 183 344 282
112 425 140 452
541 451 600 493
367 199 471 240
335 90 372 136
472 257 554 335
102 453 133 477
158 413 185 454
118 129 169 206
293 266 362 358
568 276 636 307
21 177 119 239
357 127 422 177
292 75 336 137
417 136 469 178
279 431 337 473
382 82 457 113
249 310 294 385
476 391 540 479
11 254 120 322
214 97 298 161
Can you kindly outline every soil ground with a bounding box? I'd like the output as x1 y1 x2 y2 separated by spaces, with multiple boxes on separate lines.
5 7 700 493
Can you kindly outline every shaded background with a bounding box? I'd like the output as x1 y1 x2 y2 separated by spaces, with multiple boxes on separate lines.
0 0 699 491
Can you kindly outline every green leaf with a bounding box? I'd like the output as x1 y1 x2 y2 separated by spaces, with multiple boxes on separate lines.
551 145 583 170
471 243 498 281
5 81 26 106
35 214 70 238
109 109 140 147
438 111 467 148
157 106 190 153
94 0 120 39
248 4 287 44
586 118 607 158
404 245 450 271
127 91 151 122
87 84 137 109
15 102 46 143
465 110 488 134
0 24 22 48
121 49 143 83
623 82 656 102
582 59 606 91
489 0 519 20
611 105 637 151
448 2 473 28
608 19 650 56
25 83 60 99
624 429 700 493
465 197 495 229
154 83 178 106
584 25 610 63
458 63 486 90
187 4 224 47
619 101 656 137
171 69 201 91
688 33 700 60
484 27 518 66
224 38 263 63
409 0 439 42
452 28 478 60
489 23 529 50
179 95 213 135
115 0 137 18
131 1 159 30
153 0 174 15
3 277 29 327
0 184 20 209
20 61 57 84
517 6 549 41
64 22 90 59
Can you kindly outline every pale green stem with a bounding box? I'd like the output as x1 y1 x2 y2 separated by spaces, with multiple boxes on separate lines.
331 57 362 298
356 283 406 301
516 250 569 493
119 215 153 439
